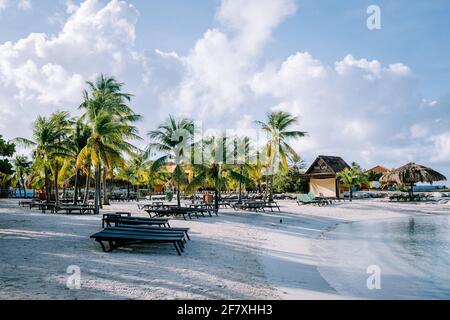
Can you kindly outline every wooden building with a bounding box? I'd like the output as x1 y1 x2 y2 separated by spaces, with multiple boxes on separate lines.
304 155 350 198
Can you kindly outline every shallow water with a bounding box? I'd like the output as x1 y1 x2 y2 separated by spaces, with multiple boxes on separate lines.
316 214 450 299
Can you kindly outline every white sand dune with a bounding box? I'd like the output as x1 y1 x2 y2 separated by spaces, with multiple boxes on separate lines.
0 198 448 300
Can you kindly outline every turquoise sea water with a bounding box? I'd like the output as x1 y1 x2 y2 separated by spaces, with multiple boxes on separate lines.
316 214 450 299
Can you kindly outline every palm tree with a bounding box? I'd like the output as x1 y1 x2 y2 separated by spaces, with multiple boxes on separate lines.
12 155 31 197
47 111 73 204
147 115 195 207
117 161 139 201
255 111 306 202
187 135 252 212
336 166 368 202
15 111 72 202
80 74 141 206
80 74 141 210
68 120 91 204
77 108 140 214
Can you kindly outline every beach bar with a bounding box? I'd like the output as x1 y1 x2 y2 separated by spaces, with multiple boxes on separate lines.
304 155 350 198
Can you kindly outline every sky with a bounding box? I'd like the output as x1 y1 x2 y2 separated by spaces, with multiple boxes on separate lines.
0 0 449 182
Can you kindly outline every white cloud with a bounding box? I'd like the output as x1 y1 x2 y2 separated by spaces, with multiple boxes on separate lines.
153 0 449 179
18 0 32 11
430 132 450 164
0 0 150 144
0 0 448 179
0 0 31 11
159 0 297 121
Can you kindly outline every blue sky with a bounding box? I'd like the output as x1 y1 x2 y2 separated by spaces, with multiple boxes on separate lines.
0 0 449 179
1 0 449 98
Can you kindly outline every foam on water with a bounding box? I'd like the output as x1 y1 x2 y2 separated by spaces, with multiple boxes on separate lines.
315 215 450 299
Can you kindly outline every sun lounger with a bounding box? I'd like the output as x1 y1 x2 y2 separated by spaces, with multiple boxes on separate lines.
186 203 216 216
146 208 192 220
264 201 281 212
102 214 171 228
108 225 190 240
18 200 34 207
90 228 185 255
56 205 96 215
308 193 332 205
233 201 266 212
297 194 323 206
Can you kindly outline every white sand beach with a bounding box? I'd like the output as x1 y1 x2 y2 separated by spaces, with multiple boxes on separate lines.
0 198 449 300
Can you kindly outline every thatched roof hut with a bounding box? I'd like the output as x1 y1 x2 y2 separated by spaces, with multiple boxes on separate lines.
380 163 446 185
381 163 446 196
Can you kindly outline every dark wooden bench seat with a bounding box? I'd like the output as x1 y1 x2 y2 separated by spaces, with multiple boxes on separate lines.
90 228 185 255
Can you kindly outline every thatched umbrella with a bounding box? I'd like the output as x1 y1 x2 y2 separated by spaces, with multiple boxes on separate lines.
380 163 447 197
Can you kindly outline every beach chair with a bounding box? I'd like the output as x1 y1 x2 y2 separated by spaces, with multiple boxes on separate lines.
297 194 321 206
108 225 190 240
308 193 331 205
264 201 281 212
90 228 186 255
102 214 171 228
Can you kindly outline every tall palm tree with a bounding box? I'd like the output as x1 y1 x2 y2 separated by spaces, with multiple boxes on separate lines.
12 155 31 197
79 74 141 208
230 136 255 202
47 111 73 203
255 111 306 202
77 108 140 214
15 111 72 202
68 120 91 204
147 115 195 207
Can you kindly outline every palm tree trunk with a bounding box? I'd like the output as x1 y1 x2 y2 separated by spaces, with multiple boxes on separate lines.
264 174 269 199
238 166 243 202
84 165 91 204
269 174 274 202
73 169 80 205
214 188 219 213
176 182 181 208
44 166 51 202
54 162 59 204
127 181 130 201
94 164 100 214
22 178 27 198
102 168 110 205
349 187 353 202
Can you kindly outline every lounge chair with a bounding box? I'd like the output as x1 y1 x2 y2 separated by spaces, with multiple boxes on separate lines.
102 214 170 228
264 201 281 212
308 192 331 205
90 228 185 255
297 194 322 206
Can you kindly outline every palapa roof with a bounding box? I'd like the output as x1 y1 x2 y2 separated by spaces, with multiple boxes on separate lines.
304 155 350 178
380 162 447 185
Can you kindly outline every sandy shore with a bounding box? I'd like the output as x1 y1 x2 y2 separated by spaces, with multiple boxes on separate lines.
0 198 448 300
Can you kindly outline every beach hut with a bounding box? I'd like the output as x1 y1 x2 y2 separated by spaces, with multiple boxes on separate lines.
304 156 350 198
